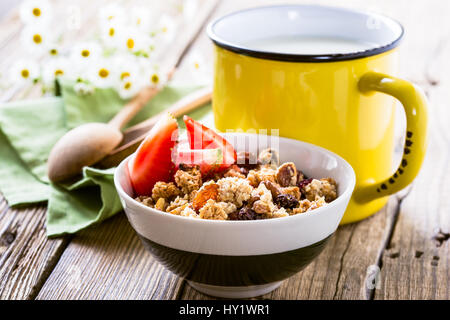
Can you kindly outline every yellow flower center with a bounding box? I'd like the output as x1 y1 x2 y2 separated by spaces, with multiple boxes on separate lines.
81 49 90 57
55 69 64 76
33 34 42 44
151 74 159 84
21 69 30 78
194 62 200 69
126 38 135 49
137 18 141 25
50 48 58 55
32 8 41 17
98 68 109 78
109 28 115 37
124 82 132 90
120 72 130 80
162 26 168 33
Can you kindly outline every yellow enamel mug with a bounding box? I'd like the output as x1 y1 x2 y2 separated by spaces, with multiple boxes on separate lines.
207 5 428 224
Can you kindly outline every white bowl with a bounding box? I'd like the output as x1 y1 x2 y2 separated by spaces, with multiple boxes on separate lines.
114 133 355 298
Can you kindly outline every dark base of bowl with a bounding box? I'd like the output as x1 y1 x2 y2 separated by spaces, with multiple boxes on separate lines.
138 234 332 287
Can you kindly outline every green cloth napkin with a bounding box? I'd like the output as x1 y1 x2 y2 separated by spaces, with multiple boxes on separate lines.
0 82 212 237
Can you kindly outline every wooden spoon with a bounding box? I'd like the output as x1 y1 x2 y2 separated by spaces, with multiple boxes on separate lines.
97 87 212 168
47 85 165 183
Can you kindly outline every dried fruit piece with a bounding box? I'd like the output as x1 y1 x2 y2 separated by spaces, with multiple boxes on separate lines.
274 194 299 209
228 207 262 220
297 177 313 190
276 162 297 187
192 183 219 211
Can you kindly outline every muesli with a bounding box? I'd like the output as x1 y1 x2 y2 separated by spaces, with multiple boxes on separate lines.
130 113 337 220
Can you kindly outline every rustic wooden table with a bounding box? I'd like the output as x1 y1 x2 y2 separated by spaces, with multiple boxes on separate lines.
0 0 448 300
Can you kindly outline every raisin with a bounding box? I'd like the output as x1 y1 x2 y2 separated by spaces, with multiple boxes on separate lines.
297 178 313 190
274 194 299 209
228 207 262 220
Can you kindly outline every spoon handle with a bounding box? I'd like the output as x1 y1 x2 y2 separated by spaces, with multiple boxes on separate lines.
108 86 159 130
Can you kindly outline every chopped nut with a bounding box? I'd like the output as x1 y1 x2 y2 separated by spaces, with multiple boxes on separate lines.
180 205 199 218
251 183 276 217
281 186 301 200
253 200 272 214
276 162 297 187
263 181 282 199
166 195 189 212
155 198 168 211
169 203 189 215
199 199 228 220
291 196 326 215
151 182 181 202
247 166 277 187
258 148 279 167
135 196 154 207
174 166 202 195
304 178 337 202
272 207 289 218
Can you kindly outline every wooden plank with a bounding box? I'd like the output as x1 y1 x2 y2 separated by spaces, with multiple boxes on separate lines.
36 214 183 300
0 0 208 299
374 73 450 300
176 0 448 300
35 0 220 300
371 0 450 300
0 0 111 299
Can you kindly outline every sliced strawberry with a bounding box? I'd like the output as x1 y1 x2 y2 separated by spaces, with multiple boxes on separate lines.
174 147 223 176
183 115 236 170
128 113 178 196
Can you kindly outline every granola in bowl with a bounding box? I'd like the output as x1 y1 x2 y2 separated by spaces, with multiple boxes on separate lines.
128 113 337 220
135 148 337 220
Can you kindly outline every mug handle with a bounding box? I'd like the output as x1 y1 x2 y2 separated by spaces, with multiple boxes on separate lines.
354 71 428 203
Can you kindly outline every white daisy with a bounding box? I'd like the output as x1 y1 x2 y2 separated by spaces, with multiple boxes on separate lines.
146 66 169 89
42 57 69 85
20 25 55 53
113 55 140 82
120 28 153 54
98 3 126 27
47 43 61 57
100 20 123 48
117 75 143 99
9 59 40 84
89 59 115 88
19 0 53 25
70 42 101 63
